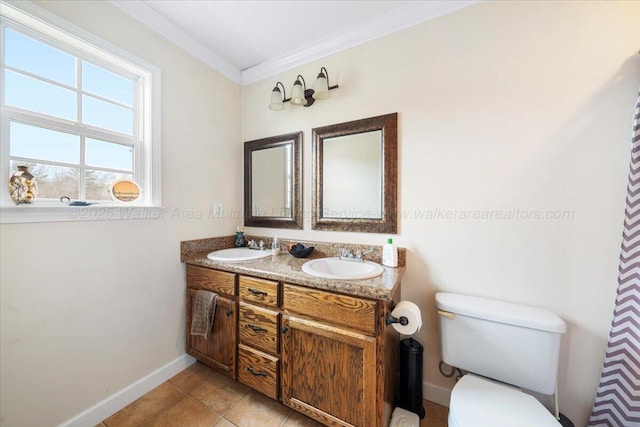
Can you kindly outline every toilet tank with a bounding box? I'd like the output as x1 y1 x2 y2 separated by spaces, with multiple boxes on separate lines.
436 292 566 395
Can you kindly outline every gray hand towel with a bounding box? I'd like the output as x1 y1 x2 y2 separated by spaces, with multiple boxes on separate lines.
191 290 218 340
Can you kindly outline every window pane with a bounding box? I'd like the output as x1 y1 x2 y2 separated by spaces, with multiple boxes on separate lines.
82 61 133 106
85 138 133 171
10 122 80 164
85 170 132 201
5 70 76 121
82 94 133 135
10 161 79 199
4 28 76 87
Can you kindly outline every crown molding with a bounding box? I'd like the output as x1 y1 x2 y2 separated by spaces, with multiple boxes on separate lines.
109 0 242 84
241 0 479 85
108 0 477 87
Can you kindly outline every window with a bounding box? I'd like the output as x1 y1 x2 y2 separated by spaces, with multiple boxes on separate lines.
0 2 161 221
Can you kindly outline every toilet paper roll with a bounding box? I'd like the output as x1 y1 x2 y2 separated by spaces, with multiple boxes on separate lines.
391 301 422 335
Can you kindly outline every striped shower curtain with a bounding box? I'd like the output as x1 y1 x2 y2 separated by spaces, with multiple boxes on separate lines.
588 91 640 426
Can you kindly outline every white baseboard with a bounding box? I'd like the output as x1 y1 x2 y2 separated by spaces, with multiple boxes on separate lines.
423 380 452 408
57 354 196 427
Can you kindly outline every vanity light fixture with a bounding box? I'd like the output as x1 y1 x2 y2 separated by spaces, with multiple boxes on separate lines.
268 67 339 111
268 82 290 111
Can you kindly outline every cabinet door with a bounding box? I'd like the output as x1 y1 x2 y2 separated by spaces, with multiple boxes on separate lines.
281 315 376 427
187 289 237 379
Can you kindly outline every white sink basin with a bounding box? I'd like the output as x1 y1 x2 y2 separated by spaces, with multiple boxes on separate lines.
302 257 384 280
207 247 272 262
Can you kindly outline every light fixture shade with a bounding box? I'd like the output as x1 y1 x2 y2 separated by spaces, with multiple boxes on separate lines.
269 86 285 111
313 73 330 100
290 80 305 106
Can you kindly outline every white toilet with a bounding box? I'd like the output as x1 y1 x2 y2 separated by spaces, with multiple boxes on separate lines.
436 292 566 427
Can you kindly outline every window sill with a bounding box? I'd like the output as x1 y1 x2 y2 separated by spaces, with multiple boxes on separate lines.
0 205 165 224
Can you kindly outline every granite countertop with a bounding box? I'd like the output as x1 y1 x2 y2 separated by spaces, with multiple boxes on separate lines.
181 236 405 301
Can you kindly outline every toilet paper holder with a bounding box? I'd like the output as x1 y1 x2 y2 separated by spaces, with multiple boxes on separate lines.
386 312 409 326
386 301 422 336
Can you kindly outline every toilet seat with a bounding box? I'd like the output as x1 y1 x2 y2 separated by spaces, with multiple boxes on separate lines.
448 374 561 427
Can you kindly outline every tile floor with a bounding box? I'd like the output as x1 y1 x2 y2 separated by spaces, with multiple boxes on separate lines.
98 362 448 427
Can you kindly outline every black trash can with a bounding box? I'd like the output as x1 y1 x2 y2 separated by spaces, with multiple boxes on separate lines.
397 337 425 419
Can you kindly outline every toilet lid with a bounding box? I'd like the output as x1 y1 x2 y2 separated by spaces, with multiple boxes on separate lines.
449 374 561 427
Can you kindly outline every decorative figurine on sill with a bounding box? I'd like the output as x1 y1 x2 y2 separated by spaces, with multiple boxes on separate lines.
9 165 38 204
235 227 246 247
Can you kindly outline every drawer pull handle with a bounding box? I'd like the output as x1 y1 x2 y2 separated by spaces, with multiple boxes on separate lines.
247 366 267 377
247 324 268 333
248 288 268 297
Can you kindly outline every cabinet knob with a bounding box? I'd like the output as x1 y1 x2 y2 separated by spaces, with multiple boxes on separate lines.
281 326 289 334
226 309 232 317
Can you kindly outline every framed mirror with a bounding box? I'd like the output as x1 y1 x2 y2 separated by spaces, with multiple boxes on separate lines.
312 113 397 233
244 131 303 229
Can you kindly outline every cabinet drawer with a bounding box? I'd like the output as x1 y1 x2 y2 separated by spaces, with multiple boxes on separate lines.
187 265 236 296
239 276 279 307
239 303 279 355
238 344 279 400
282 284 377 335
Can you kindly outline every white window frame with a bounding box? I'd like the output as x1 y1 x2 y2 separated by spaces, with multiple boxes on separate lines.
0 1 162 223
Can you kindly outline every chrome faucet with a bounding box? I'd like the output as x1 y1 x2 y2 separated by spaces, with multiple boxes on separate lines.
339 249 355 260
339 247 374 262
247 239 266 250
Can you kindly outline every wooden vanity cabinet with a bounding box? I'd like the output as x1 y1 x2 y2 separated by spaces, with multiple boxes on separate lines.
186 265 238 379
185 265 400 427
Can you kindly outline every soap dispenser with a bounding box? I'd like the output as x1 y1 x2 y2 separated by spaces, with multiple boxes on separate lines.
271 234 281 256
382 238 398 267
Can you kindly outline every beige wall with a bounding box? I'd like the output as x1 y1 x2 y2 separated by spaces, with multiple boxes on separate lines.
0 1 242 426
241 1 640 425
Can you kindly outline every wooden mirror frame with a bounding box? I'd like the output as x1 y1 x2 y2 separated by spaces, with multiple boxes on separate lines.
312 113 397 233
244 131 303 229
